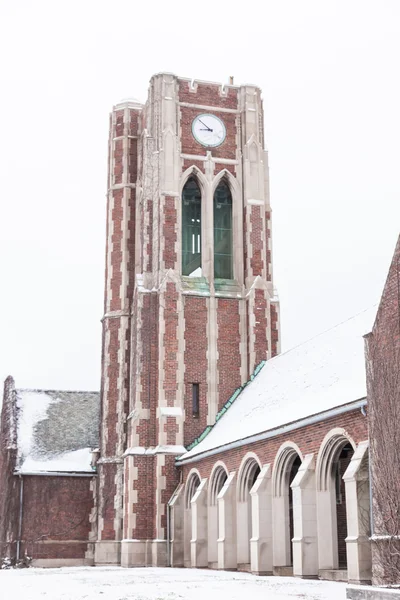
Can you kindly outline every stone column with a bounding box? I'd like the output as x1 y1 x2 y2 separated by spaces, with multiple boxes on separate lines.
343 441 372 584
250 464 273 575
191 479 208 567
217 472 237 570
239 85 277 375
169 484 185 567
291 454 318 577
96 98 142 566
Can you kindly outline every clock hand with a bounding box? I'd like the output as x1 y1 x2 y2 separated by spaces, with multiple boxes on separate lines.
200 128 214 131
198 118 212 131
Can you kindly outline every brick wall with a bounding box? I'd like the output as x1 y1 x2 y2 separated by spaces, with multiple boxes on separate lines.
180 106 237 161
183 296 208 446
366 235 400 585
181 409 367 484
20 475 95 561
178 79 238 172
98 102 141 546
217 299 242 411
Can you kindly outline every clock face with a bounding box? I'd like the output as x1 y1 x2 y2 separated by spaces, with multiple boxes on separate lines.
192 114 226 148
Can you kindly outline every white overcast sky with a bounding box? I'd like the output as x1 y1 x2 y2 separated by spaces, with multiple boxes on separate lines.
0 0 399 392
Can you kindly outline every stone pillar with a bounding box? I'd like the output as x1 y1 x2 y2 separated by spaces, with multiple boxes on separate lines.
239 84 278 375
236 496 250 567
250 464 273 575
169 484 185 567
343 441 372 584
191 479 208 568
272 493 291 567
217 472 237 570
247 276 271 374
291 454 318 577
96 98 142 566
316 486 338 570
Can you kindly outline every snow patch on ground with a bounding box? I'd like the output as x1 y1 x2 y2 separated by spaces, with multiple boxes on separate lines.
0 566 347 600
19 447 93 474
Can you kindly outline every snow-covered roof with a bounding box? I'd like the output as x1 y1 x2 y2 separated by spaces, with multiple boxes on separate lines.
16 389 100 474
179 306 376 462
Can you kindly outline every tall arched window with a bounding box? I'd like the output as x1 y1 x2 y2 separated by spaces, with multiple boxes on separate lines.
214 180 233 279
182 177 202 276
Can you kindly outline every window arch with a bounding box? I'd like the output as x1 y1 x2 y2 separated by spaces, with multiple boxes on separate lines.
182 177 202 276
213 180 233 279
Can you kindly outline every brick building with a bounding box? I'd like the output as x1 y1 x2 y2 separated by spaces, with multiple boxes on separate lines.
365 235 400 586
0 72 394 585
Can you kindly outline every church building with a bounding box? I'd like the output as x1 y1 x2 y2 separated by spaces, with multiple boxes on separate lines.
1 72 396 586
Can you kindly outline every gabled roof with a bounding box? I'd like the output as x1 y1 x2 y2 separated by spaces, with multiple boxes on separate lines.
179 306 376 462
16 389 100 474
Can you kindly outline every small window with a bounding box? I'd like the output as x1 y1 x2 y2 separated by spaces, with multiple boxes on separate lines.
192 383 200 417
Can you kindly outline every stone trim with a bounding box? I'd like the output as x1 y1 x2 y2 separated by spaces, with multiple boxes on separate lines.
179 102 239 114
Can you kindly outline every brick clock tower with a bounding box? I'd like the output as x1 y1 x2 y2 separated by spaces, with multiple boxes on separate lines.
95 73 280 567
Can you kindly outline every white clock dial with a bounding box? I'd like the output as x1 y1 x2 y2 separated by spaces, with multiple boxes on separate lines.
192 114 226 148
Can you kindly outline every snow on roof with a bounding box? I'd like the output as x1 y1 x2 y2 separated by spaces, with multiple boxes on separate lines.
180 306 376 461
16 389 100 474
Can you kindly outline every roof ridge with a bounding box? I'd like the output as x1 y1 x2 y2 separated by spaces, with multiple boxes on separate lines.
272 304 377 360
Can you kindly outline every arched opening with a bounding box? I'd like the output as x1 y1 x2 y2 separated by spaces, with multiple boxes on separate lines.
316 431 356 578
288 455 302 565
182 177 202 277
208 465 228 567
237 457 261 570
184 472 200 567
272 445 303 573
334 443 354 569
213 180 233 280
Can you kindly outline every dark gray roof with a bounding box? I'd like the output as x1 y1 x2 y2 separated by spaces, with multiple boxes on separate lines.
15 389 100 474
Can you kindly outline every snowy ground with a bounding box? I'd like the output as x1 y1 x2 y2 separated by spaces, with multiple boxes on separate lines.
0 566 347 600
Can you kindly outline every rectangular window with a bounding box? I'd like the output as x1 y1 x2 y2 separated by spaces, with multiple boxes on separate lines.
192 383 200 417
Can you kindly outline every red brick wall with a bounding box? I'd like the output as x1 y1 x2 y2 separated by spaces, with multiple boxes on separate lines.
271 304 279 357
136 292 159 449
98 104 141 544
131 455 155 540
217 299 242 411
21 475 94 560
184 296 208 446
180 106 237 161
163 198 178 269
163 282 179 412
250 205 264 277
181 409 368 482
99 463 118 541
178 80 238 109
182 158 204 174
161 455 180 535
178 79 238 169
366 235 400 585
265 210 272 282
252 289 269 367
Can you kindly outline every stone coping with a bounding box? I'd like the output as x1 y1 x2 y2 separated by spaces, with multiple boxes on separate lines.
347 584 400 599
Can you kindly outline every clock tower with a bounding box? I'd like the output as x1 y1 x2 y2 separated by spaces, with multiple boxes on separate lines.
95 73 280 567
